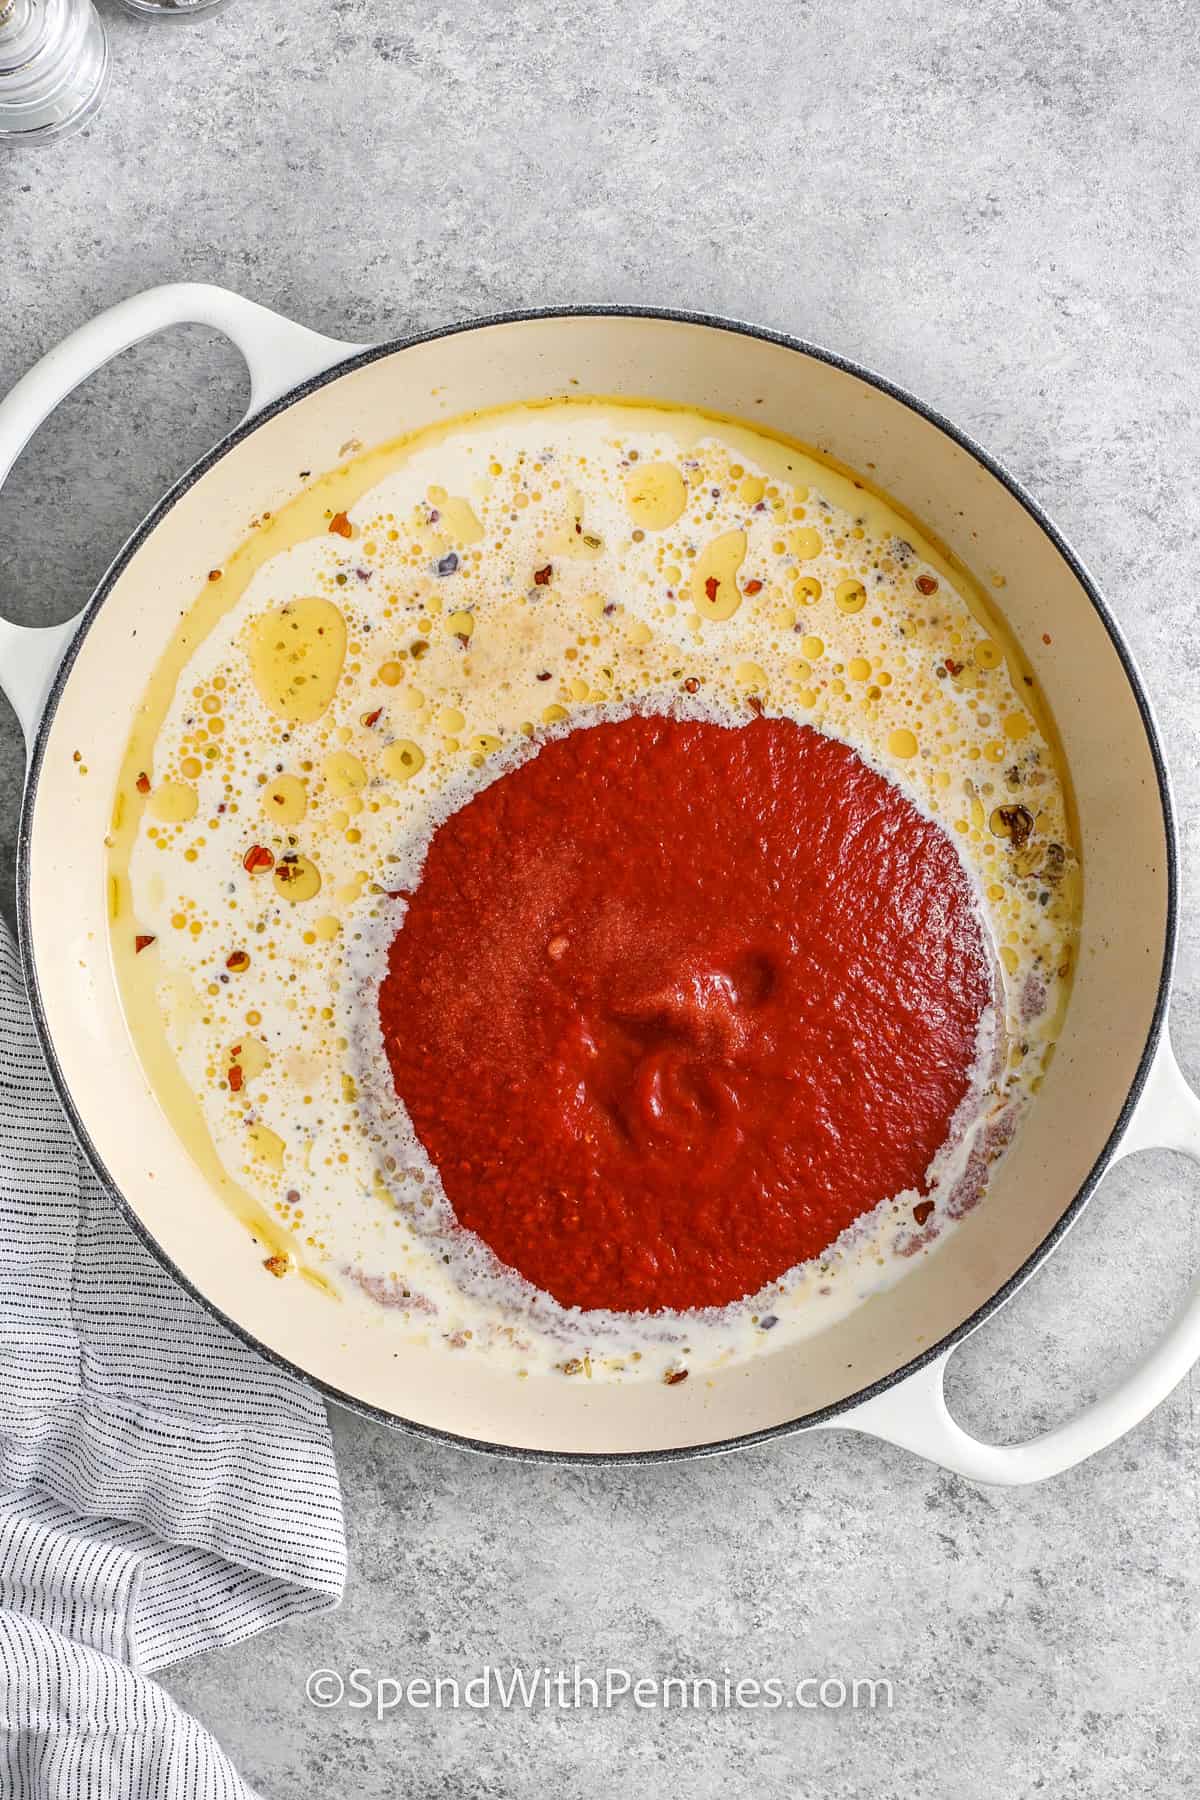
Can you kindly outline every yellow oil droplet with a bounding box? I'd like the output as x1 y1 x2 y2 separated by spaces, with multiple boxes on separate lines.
149 781 198 824
262 773 307 824
438 496 484 543
382 739 425 782
975 639 1003 670
999 945 1019 976
230 1036 271 1080
987 883 1005 903
789 527 823 561
835 578 866 614
734 661 768 689
445 611 474 641
273 855 321 903
625 462 687 530
181 756 203 780
322 750 367 795
249 597 347 724
1004 712 1031 742
437 706 466 734
983 740 1006 764
800 635 825 660
847 657 871 682
247 1124 285 1171
542 704 568 724
400 688 426 714
739 475 766 505
468 733 503 756
787 659 812 684
691 530 747 621
793 575 822 605
570 676 590 702
378 661 403 687
888 727 919 759
772 606 797 631
797 687 818 708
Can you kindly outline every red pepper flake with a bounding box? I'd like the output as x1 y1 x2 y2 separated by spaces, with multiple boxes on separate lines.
135 771 151 795
208 569 222 583
134 934 156 954
546 935 569 961
536 670 552 682
328 511 353 538
1042 633 1052 645
704 575 720 603
943 658 964 678
744 578 763 596
242 845 275 874
683 677 700 695
361 707 383 728
663 1367 689 1386
226 950 250 973
262 1254 289 1279
746 695 765 717
913 1199 935 1226
915 574 939 596
533 564 553 586
228 1063 244 1093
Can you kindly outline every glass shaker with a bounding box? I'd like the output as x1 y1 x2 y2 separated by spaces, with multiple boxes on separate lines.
116 0 233 15
0 0 109 146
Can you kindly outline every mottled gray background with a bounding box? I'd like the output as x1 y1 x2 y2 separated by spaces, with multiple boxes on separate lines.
3 0 1200 1793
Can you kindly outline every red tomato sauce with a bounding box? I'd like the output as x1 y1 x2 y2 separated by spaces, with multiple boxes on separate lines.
379 714 992 1314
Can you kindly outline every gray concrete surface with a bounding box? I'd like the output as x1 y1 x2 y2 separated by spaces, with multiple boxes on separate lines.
3 0 1200 1793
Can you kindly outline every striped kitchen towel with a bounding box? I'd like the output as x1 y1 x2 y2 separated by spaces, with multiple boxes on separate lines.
0 922 347 1797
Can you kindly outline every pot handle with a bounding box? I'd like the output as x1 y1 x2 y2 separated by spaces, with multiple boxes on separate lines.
826 1029 1200 1484
0 282 366 746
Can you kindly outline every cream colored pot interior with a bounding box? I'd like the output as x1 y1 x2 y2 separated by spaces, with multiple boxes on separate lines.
24 317 1170 1455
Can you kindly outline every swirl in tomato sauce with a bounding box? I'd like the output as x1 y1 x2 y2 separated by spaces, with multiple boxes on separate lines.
379 713 994 1315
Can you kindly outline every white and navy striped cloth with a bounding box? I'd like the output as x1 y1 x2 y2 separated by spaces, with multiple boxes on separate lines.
0 925 347 1797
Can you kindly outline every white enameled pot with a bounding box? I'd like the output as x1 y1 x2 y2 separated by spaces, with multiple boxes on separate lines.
1 283 1195 1480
